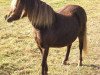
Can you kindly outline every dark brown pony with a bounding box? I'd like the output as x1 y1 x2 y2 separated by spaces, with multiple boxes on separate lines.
5 0 87 75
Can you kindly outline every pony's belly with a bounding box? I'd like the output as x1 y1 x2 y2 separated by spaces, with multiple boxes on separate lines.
49 36 77 47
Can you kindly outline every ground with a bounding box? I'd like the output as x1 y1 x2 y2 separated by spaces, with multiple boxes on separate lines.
0 0 100 75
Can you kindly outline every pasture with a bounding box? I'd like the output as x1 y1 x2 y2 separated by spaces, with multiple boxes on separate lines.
0 0 100 75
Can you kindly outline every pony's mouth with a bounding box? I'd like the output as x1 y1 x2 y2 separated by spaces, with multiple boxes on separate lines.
5 15 13 22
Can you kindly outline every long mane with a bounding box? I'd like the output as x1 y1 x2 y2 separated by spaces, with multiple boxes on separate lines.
25 0 55 28
11 0 18 10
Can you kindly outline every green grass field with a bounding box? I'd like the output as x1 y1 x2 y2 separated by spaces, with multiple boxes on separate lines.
0 0 100 75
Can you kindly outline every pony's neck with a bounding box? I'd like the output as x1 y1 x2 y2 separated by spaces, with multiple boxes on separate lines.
26 1 55 29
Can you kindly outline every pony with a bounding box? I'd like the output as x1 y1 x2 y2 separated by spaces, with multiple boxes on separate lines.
5 0 87 75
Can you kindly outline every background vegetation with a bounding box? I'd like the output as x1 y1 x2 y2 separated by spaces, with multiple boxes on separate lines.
0 0 100 75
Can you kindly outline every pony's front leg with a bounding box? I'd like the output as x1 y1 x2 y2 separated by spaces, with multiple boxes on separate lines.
41 46 49 75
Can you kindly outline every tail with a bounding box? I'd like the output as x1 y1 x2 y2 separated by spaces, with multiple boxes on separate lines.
74 6 87 54
83 24 87 54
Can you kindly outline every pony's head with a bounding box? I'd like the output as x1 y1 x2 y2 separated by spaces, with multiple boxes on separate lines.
5 0 41 22
5 0 55 28
5 0 27 22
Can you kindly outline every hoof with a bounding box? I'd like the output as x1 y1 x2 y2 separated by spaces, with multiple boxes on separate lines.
63 61 70 65
79 63 82 66
78 62 82 66
42 71 48 75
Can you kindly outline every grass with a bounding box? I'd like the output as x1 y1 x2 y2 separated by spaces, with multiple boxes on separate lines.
0 0 100 75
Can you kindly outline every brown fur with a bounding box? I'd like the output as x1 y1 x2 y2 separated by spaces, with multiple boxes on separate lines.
58 5 87 53
5 0 87 75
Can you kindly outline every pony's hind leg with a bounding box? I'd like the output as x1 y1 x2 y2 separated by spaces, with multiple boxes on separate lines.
63 44 72 65
78 37 83 66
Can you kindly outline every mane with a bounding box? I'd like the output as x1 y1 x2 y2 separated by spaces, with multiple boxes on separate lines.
25 0 55 28
11 0 18 10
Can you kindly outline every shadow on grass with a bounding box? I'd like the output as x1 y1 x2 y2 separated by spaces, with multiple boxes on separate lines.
83 64 100 69
0 63 18 75
0 63 34 75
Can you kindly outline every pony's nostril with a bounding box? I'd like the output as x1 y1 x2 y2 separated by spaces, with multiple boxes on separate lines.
7 18 12 22
4 15 12 22
6 16 13 22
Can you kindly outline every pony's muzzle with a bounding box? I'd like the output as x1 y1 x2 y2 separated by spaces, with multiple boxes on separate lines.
4 14 12 22
5 15 13 22
5 14 21 22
